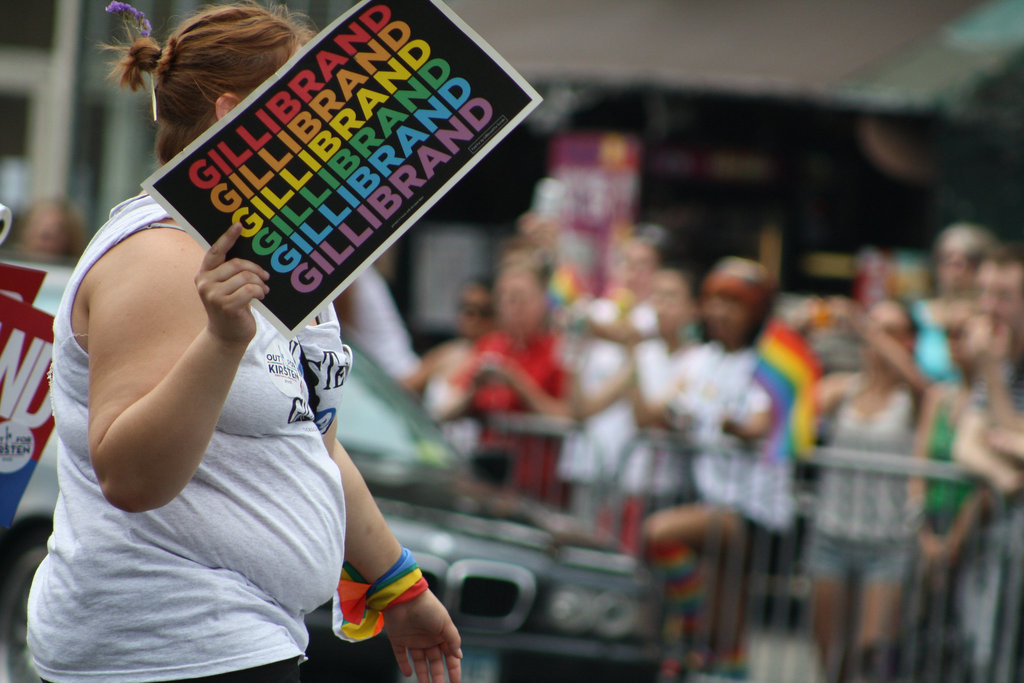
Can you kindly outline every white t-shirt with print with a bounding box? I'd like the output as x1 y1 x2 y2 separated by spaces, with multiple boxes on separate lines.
669 342 795 531
558 337 636 484
29 195 349 682
608 338 698 494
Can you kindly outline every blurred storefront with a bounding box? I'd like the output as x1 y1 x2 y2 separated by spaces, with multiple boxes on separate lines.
443 0 1024 299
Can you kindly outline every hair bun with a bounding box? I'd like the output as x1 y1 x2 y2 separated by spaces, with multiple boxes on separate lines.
112 36 161 92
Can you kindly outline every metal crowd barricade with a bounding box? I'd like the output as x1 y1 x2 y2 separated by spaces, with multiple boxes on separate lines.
799 447 1013 683
595 434 1023 683
603 428 702 551
474 412 595 518
472 414 686 539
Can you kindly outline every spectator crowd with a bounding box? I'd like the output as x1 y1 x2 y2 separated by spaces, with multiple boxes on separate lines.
363 202 1024 681
7 187 1024 682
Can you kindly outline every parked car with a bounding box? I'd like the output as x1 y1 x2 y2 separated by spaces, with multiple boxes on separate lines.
0 259 661 683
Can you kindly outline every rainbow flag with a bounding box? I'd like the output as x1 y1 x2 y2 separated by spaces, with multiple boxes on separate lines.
547 262 588 309
753 319 822 463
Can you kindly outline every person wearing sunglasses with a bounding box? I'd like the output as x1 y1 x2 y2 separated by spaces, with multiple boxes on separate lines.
405 279 495 439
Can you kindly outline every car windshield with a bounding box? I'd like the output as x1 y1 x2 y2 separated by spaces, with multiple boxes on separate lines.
336 346 457 473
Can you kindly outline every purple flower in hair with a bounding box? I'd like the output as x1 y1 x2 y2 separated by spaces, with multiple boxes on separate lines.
105 1 152 37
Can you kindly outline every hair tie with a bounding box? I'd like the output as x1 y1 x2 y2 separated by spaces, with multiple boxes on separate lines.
149 73 158 122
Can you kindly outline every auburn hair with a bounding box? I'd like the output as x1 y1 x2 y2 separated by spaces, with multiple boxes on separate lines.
108 2 313 164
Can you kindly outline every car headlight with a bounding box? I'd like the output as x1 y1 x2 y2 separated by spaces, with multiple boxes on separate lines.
545 585 598 634
545 586 642 640
591 591 640 640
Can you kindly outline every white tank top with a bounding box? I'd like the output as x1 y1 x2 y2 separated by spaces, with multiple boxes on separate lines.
29 194 349 681
815 378 915 541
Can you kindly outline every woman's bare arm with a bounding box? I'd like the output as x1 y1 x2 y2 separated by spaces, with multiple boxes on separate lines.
83 224 268 512
324 423 462 682
571 359 636 421
909 384 943 506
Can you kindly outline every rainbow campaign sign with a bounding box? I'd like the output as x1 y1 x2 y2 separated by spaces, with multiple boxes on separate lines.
0 269 55 528
144 0 541 337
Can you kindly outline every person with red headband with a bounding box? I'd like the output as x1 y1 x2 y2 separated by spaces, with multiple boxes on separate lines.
641 256 793 680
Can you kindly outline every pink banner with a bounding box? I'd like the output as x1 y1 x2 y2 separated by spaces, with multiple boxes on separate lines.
548 132 642 295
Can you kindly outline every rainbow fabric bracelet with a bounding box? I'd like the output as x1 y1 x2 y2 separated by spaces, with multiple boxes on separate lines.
332 547 430 642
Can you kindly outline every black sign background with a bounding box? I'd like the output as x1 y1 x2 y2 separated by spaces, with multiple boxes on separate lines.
144 0 540 335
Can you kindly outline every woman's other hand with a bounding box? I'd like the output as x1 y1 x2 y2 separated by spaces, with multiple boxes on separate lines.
963 313 1010 368
195 222 269 346
384 590 462 683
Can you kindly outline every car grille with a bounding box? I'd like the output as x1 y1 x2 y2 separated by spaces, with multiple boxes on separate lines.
460 576 522 617
442 559 536 632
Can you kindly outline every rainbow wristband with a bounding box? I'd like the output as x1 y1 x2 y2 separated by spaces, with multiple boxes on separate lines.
333 547 429 642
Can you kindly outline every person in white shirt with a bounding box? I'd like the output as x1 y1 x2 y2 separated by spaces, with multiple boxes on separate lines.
641 257 785 679
559 266 698 542
334 266 421 383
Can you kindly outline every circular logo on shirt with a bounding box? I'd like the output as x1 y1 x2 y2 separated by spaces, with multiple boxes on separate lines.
265 338 303 397
0 421 34 474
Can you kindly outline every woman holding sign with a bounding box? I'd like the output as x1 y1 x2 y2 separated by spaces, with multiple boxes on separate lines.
27 4 461 682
